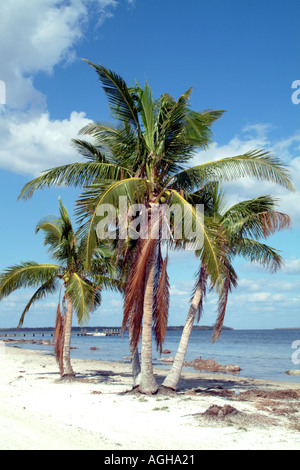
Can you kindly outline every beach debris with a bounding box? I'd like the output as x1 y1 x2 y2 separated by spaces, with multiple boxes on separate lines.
184 357 240 373
189 387 300 400
203 404 239 417
188 387 234 397
156 356 175 363
286 370 300 376
234 389 300 400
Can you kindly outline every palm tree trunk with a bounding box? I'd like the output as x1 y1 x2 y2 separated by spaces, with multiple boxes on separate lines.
162 285 202 391
139 245 159 394
62 295 75 377
129 325 141 388
131 346 141 388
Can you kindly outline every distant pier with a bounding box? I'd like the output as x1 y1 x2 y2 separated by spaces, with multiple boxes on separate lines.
0 328 121 338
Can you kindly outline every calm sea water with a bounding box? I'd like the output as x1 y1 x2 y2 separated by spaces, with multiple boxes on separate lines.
2 329 300 384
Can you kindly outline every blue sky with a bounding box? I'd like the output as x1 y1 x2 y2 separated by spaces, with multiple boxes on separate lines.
0 0 299 329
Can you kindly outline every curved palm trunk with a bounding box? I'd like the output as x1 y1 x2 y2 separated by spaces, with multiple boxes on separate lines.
62 295 76 377
162 285 202 391
139 246 159 394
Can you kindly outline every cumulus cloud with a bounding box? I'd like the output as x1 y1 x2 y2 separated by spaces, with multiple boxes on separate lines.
192 124 300 225
0 0 126 175
170 285 190 296
0 0 118 110
283 258 300 275
0 110 91 175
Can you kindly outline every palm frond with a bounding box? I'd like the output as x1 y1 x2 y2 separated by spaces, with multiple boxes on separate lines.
76 177 151 269
138 84 155 152
18 276 59 328
18 161 125 200
0 262 61 299
83 60 141 130
174 150 295 192
90 274 120 292
192 263 209 323
221 195 292 240
168 190 228 287
66 273 100 325
155 88 194 168
212 262 238 343
72 138 110 163
78 123 138 171
183 108 226 150
35 216 63 259
122 237 157 350
234 238 284 273
54 295 65 375
153 253 170 353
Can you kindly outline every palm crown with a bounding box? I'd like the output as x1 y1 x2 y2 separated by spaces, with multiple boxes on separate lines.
162 184 291 390
0 199 113 376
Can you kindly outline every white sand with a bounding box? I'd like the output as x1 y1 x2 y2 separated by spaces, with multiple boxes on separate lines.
1 340 300 450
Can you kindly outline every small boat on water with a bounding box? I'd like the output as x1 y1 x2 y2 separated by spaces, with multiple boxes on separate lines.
85 332 106 337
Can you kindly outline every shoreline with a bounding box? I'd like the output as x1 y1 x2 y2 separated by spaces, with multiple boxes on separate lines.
3 334 300 384
1 342 300 450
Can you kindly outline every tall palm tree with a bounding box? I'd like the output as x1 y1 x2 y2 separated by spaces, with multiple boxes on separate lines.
161 185 291 390
0 199 112 377
18 62 294 393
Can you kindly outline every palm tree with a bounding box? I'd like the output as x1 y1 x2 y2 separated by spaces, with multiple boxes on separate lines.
0 199 112 377
161 185 291 390
18 62 294 393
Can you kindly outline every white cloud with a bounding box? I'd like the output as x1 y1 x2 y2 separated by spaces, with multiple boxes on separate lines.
170 285 190 296
0 0 135 177
283 258 300 275
234 276 300 294
0 0 118 110
192 124 300 225
0 110 91 175
241 292 271 303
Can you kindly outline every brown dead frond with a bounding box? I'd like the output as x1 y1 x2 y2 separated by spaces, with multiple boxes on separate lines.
54 299 65 376
193 264 209 323
212 261 238 343
153 251 170 353
259 211 291 238
122 236 157 351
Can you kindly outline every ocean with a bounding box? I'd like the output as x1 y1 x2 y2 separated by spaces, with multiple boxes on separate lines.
1 328 300 384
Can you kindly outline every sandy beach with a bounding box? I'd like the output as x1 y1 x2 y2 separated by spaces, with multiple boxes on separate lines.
0 340 300 451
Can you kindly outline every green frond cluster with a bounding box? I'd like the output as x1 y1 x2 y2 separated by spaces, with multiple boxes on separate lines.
0 198 117 329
